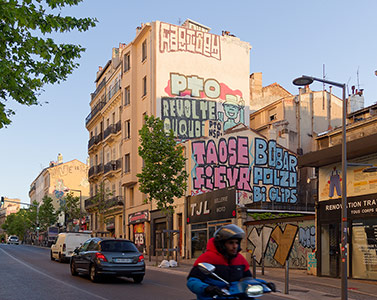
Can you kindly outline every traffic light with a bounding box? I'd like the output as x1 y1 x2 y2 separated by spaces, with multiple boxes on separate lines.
0 197 4 207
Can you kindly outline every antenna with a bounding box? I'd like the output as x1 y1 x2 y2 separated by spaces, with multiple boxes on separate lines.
322 64 326 90
357 66 360 90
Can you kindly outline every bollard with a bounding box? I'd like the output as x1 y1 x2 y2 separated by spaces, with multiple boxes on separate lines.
252 255 257 279
284 259 289 294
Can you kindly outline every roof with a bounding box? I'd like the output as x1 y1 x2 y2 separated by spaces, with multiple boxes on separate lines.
298 131 377 167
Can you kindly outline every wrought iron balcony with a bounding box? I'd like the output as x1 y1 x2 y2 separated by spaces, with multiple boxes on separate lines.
104 124 115 140
104 159 121 174
96 163 103 174
91 78 106 101
85 196 99 210
88 166 96 178
88 136 96 149
106 196 124 208
85 101 106 125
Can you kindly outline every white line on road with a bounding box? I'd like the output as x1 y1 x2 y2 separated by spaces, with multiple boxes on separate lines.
0 248 110 300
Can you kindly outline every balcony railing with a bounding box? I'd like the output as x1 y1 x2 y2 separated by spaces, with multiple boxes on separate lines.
107 80 121 101
88 166 96 178
104 159 121 174
106 196 123 208
95 132 103 144
96 163 103 174
91 78 106 101
88 136 96 149
86 101 106 125
104 124 114 140
85 196 99 210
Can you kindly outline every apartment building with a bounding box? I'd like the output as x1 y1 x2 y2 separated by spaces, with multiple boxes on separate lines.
29 154 89 228
0 197 20 235
86 19 251 254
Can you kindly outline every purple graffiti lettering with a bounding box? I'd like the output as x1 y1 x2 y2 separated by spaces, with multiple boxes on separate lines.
214 166 227 189
226 168 239 186
237 137 249 165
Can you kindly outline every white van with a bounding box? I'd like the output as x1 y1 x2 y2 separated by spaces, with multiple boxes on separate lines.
51 232 91 262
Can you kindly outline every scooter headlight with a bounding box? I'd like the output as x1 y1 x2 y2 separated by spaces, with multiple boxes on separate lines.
245 284 264 297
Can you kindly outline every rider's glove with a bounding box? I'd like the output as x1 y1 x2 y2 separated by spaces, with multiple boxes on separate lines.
205 285 227 297
266 282 276 292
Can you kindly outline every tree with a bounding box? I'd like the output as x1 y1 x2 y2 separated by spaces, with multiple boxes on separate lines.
137 115 188 215
59 192 81 230
0 0 97 128
38 195 57 231
1 208 31 240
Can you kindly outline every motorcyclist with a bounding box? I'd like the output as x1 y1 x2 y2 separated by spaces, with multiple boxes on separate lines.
187 224 252 299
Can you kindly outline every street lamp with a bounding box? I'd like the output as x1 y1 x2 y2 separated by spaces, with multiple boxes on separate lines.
293 75 348 300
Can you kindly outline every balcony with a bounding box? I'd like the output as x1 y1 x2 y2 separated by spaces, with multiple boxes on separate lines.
106 196 124 209
88 136 96 150
85 196 99 210
88 166 96 178
103 121 121 143
86 100 106 125
96 163 104 175
107 80 121 102
104 159 122 177
91 78 106 101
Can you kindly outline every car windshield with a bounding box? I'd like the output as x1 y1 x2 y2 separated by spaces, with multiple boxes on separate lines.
100 240 138 252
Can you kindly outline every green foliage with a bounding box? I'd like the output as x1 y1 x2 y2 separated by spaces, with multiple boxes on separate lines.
89 182 113 214
59 192 82 222
0 0 97 128
38 195 57 231
1 208 32 239
249 212 303 221
137 115 188 214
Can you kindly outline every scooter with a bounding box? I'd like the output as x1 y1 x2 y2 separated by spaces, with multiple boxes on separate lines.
198 263 276 299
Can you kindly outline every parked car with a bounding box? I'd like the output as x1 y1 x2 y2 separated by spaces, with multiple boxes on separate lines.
70 237 145 283
7 235 19 245
51 232 92 263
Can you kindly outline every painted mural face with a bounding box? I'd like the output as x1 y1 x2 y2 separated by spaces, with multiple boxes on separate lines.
162 73 246 139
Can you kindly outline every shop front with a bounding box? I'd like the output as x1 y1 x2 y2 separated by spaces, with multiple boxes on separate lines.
318 194 377 280
128 210 149 253
187 187 236 258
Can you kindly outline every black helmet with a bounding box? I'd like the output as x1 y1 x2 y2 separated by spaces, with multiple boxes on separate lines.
214 224 245 242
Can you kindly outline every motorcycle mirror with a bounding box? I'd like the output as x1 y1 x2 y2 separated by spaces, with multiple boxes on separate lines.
198 263 216 275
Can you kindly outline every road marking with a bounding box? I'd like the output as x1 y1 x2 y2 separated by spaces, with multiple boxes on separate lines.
0 248 109 300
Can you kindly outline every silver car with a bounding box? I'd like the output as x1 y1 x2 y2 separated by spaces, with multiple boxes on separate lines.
7 235 19 245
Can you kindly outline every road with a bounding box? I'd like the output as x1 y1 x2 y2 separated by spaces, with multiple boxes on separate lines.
0 244 282 300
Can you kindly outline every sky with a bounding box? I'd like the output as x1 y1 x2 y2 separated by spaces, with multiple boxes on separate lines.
1 0 377 205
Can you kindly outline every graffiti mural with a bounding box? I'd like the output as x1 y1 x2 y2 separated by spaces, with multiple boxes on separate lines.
253 138 298 204
162 73 245 139
247 220 315 269
298 226 315 249
190 131 298 203
159 22 221 60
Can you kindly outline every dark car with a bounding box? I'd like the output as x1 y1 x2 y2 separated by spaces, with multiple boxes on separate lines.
70 237 145 283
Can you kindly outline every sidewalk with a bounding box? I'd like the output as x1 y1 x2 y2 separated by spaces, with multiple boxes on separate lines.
145 257 377 300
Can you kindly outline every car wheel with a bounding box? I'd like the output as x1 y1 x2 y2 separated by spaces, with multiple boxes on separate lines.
58 253 62 263
50 251 54 261
90 264 100 283
70 261 78 276
133 275 144 284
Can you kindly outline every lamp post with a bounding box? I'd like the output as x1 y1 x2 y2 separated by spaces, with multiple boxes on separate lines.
293 75 348 300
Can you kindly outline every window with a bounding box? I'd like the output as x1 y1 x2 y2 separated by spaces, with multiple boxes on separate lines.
129 187 134 206
142 40 147 61
124 154 130 173
125 120 131 139
124 86 130 105
268 107 277 122
142 76 147 97
124 52 130 72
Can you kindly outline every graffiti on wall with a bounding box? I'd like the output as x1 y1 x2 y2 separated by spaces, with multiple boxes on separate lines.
191 136 253 193
159 22 221 60
162 73 245 139
253 138 298 204
298 226 315 249
247 221 315 269
190 135 298 204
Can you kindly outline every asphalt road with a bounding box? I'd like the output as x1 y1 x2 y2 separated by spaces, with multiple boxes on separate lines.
0 244 282 300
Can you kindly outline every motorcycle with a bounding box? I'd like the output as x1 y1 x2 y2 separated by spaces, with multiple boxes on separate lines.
197 262 276 299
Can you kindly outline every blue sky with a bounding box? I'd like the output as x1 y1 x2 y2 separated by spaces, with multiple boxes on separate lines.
1 0 377 204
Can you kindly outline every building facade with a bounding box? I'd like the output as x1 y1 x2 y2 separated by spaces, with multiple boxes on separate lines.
29 155 89 229
86 19 251 255
0 197 20 236
299 101 377 280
